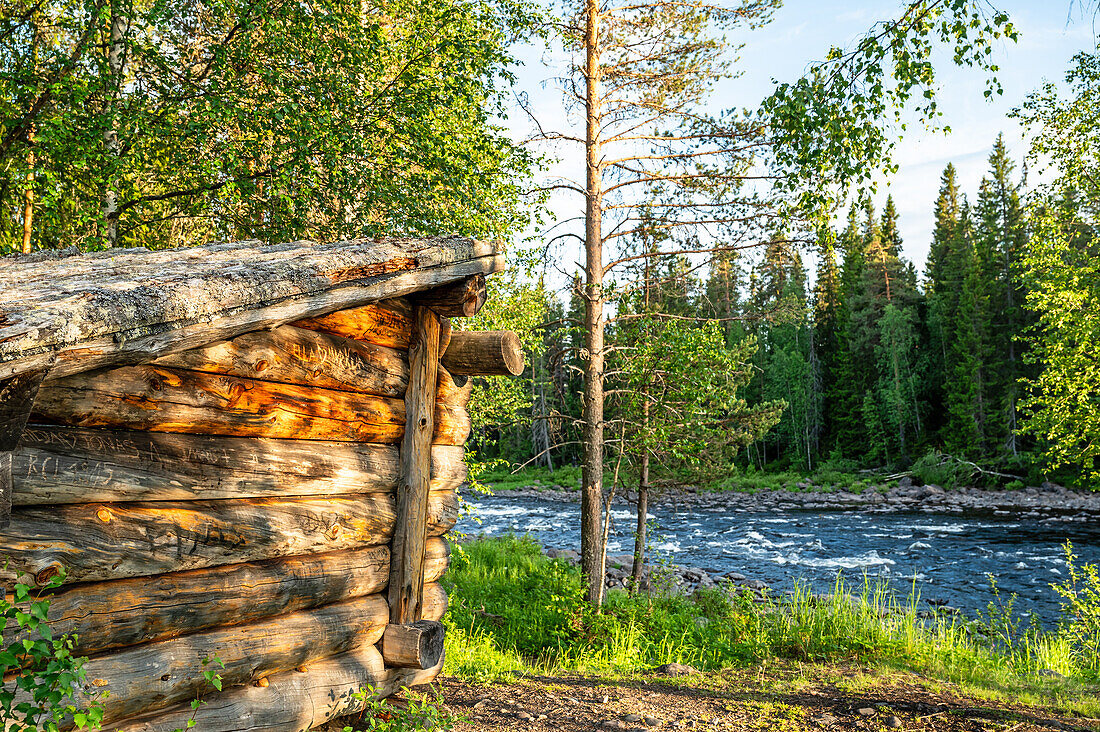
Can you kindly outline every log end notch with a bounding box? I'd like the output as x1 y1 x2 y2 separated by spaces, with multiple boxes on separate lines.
381 619 445 669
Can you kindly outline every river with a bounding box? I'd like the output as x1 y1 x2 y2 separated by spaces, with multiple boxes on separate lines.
457 493 1100 625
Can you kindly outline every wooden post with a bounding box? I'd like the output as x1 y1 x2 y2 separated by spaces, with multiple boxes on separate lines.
0 367 50 527
441 330 524 376
388 306 441 624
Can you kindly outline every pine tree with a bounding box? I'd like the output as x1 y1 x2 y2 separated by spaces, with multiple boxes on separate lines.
924 163 962 442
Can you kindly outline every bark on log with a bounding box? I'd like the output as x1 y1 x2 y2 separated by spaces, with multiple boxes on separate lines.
2 237 505 383
292 299 413 350
0 491 458 587
78 594 390 727
435 368 472 405
12 428 468 504
413 274 487 318
32 366 470 444
442 331 524 376
381 620 444 669
103 646 444 732
4 539 450 657
390 306 440 624
152 326 408 398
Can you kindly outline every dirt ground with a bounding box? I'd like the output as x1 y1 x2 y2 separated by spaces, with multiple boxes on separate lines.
336 666 1100 732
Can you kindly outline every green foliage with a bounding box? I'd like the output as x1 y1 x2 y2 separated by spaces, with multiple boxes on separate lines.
444 537 1100 703
0 573 103 731
1051 543 1100 676
763 1 1017 212
0 0 538 252
909 450 976 489
342 687 460 732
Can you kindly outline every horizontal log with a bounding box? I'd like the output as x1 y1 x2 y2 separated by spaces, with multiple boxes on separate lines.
6 539 450 657
442 330 524 376
12 428 468 504
413 274 487 318
422 581 448 621
104 646 444 732
80 594 390 727
152 325 408 398
292 298 413 350
0 491 458 587
382 620 444 669
32 365 469 444
435 368 472 405
2 237 505 383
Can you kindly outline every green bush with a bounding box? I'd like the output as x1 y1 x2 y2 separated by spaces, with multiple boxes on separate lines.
910 451 976 488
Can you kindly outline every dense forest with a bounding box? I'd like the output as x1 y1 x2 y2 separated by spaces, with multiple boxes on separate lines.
474 128 1099 492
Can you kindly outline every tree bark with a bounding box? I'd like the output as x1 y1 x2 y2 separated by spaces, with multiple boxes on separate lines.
381 620 444 669
441 331 524 376
412 274 487 318
630 447 649 594
580 0 606 606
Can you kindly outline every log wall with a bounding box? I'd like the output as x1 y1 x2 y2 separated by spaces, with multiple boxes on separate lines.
0 290 504 732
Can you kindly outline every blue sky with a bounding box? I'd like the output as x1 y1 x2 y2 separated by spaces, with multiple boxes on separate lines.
505 1 1097 280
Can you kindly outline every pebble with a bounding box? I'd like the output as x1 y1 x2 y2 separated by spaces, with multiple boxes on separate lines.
817 713 837 725
654 662 699 676
602 720 625 730
624 714 643 724
885 716 903 728
517 711 533 720
644 716 661 727
857 707 876 716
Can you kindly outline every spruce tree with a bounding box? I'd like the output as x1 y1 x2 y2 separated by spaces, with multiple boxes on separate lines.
924 164 962 441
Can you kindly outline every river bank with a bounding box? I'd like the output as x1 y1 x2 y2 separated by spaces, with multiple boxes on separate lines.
485 479 1100 520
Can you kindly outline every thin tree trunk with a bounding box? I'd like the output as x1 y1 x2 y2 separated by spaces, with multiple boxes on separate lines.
21 145 33 254
102 4 127 248
580 0 605 606
629 444 649 595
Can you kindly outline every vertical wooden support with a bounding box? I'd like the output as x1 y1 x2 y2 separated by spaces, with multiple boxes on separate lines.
0 368 50 528
388 306 442 624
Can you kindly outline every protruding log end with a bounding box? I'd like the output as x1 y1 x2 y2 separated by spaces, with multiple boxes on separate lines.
381 620 445 670
442 331 524 377
415 275 487 318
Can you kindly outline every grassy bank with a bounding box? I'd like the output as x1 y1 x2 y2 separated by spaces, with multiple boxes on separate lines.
440 536 1100 716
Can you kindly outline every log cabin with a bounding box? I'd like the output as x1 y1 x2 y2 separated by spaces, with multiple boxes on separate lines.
0 237 524 731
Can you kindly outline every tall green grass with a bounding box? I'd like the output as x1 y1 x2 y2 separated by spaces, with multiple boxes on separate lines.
442 536 1100 712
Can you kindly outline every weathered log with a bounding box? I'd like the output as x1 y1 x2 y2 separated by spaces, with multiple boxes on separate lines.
442 330 524 376
0 491 458 587
390 306 441 624
0 367 50 527
32 366 470 444
413 274 487 318
2 237 505 383
433 402 471 446
421 581 449 621
6 539 450 657
152 326 408 398
435 368 472 405
103 646 444 732
292 299 413 350
12 428 468 504
78 594 391 727
381 620 444 669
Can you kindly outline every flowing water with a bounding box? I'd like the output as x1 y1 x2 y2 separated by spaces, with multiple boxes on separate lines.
458 494 1100 624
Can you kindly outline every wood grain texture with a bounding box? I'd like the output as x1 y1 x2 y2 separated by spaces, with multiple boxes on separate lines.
293 298 413 350
4 539 450 657
413 274 487 318
0 368 50 526
390 306 441 624
79 594 390 727
0 491 458 586
12 428 468 504
441 330 525 376
381 620 444 669
421 581 448 621
103 646 444 732
32 366 471 444
152 325 408 397
1 238 505 382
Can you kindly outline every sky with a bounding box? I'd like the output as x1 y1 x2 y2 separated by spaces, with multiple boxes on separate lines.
504 1 1097 282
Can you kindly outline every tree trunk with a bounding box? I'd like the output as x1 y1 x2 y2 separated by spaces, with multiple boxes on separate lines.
580 0 606 606
102 4 126 247
21 144 33 254
629 450 649 594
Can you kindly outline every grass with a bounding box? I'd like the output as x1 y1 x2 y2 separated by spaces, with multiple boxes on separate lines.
441 536 1100 717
